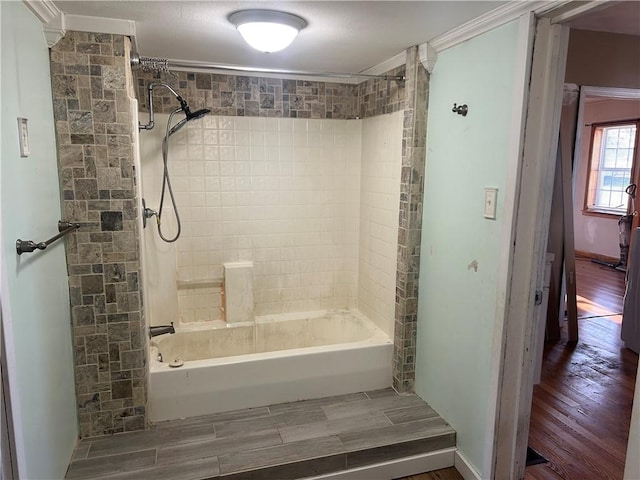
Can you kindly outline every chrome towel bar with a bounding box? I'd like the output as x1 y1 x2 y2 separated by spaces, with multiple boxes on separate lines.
16 221 80 255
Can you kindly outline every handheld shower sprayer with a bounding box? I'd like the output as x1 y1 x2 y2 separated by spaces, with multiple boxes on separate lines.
177 95 211 121
138 82 210 243
167 100 211 137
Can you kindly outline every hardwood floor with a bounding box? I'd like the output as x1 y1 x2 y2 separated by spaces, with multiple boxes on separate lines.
525 258 638 480
575 256 626 321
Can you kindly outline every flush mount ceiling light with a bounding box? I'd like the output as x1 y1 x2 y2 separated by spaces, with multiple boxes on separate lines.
229 9 307 53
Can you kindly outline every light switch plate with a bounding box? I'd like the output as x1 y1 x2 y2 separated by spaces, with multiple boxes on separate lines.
484 188 498 219
17 118 30 157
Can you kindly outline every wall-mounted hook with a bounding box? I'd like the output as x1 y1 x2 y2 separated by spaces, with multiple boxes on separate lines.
452 103 468 116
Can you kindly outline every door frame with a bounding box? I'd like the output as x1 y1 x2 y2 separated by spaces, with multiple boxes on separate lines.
1 307 17 480
491 2 623 478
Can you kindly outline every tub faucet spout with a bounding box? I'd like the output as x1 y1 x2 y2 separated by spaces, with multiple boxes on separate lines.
149 322 175 338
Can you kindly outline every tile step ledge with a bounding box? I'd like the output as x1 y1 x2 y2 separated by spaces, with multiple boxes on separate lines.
300 448 456 480
218 434 457 480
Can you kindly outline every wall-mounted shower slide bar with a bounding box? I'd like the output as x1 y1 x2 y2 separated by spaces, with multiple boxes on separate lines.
16 221 80 255
131 53 406 86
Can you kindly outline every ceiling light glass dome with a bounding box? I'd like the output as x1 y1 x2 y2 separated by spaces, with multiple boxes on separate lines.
229 10 308 53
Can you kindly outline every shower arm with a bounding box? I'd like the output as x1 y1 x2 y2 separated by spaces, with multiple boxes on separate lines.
139 82 187 131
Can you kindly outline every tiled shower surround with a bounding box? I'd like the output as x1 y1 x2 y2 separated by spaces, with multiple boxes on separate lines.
140 113 404 336
50 32 147 437
137 52 427 392
50 32 428 439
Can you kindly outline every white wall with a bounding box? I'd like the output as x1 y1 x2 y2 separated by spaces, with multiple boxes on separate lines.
414 19 528 476
358 112 403 336
573 98 640 258
0 2 78 478
140 115 363 323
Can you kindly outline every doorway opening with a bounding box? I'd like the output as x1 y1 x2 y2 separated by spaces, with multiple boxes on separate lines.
526 7 640 479
493 2 640 478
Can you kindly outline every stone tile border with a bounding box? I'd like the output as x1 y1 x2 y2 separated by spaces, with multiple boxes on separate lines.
134 64 405 120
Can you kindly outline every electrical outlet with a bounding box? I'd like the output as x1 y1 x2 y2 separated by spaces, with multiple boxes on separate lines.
484 188 498 219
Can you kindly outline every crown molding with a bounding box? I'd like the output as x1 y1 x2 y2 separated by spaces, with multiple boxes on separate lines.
418 43 437 74
65 14 136 36
23 0 65 48
22 0 60 24
359 51 407 77
23 1 137 46
43 23 65 47
546 1 614 23
23 0 66 46
429 1 565 53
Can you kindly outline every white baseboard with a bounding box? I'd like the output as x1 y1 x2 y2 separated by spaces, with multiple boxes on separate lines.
455 450 482 480
305 447 456 480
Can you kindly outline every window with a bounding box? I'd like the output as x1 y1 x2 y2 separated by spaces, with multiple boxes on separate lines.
585 121 639 215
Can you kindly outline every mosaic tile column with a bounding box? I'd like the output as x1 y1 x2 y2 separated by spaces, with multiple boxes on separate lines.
393 46 429 393
50 31 147 437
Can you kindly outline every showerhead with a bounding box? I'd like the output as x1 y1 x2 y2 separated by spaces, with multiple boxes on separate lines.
176 95 210 121
186 108 211 121
140 81 211 132
167 105 211 137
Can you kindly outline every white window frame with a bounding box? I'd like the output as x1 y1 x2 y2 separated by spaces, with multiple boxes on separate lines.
584 120 638 216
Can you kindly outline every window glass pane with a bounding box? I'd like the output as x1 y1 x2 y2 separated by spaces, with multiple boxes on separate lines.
604 128 619 148
594 171 631 209
616 148 632 167
589 123 636 213
602 148 617 167
618 127 635 149
596 189 611 208
613 171 627 189
612 191 625 209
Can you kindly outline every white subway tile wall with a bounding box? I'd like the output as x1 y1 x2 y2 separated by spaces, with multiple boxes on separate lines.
142 115 374 321
359 112 403 336
177 285 222 323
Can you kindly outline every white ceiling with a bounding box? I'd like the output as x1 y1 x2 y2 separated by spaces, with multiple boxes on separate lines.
51 1 640 75
53 1 505 74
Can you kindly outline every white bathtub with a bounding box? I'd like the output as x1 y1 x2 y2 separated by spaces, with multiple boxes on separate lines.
148 309 393 422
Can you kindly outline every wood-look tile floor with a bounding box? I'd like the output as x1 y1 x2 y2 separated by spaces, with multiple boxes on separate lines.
66 388 456 480
399 467 463 480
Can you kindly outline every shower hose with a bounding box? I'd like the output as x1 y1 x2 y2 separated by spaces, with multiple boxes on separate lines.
156 108 183 243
